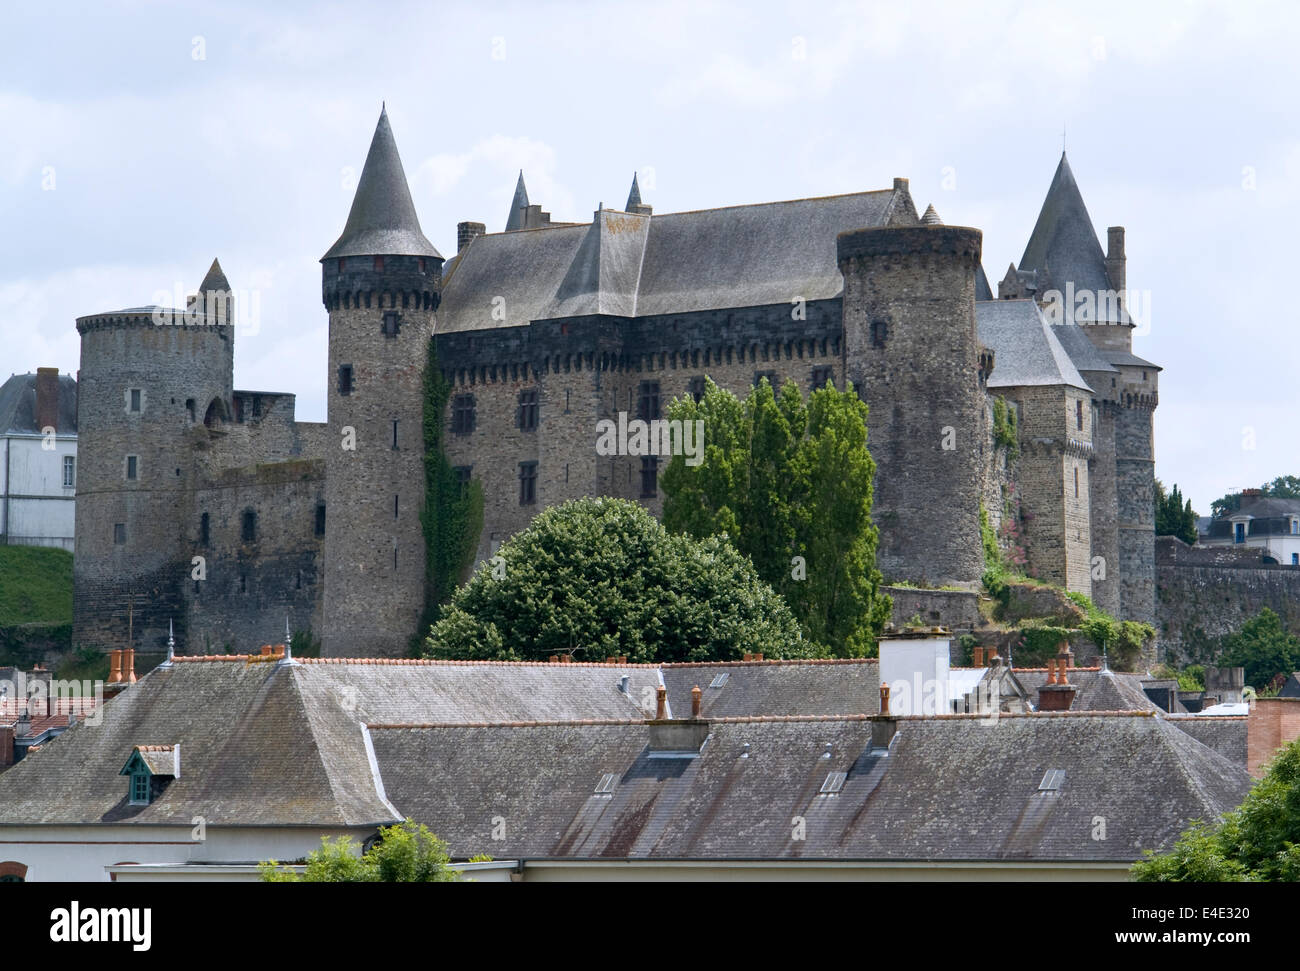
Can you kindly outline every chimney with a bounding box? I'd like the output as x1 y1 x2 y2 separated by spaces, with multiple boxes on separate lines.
754 653 764 662
893 177 909 192
879 683 891 716
1058 641 1074 672
1106 227 1126 294
655 685 667 720
0 725 12 768
548 655 559 663
1038 652 1078 711
559 654 571 664
108 650 123 685
1046 658 1057 685
457 221 486 253
260 645 273 657
972 646 985 666
742 653 752 662
35 368 59 434
691 685 702 717
124 648 137 684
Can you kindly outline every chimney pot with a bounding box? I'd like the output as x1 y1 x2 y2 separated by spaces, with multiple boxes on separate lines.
893 177 909 192
124 648 136 683
108 650 123 685
972 646 985 666
880 682 891 716
691 685 702 718
549 655 559 664
655 685 667 720
1046 658 1057 684
754 652 764 662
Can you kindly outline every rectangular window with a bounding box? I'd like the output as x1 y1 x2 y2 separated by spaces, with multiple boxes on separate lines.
640 456 659 497
688 376 706 403
452 394 476 435
252 395 262 419
131 773 150 805
315 504 326 538
811 366 833 390
1076 399 1083 431
1293 554 1298 566
200 512 210 545
382 311 400 337
338 365 354 396
126 455 138 480
637 381 661 421
519 461 538 506
453 466 472 497
517 389 539 431
753 371 777 389
1235 523 1246 544
129 388 141 413
1074 466 1079 498
394 494 399 519
63 455 75 488
242 509 257 543
392 419 399 450
114 522 126 544
186 398 196 422
871 320 888 348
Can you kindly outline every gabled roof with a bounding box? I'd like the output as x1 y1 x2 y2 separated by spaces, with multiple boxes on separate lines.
370 712 1251 862
322 107 441 261
1019 153 1113 297
0 372 78 436
660 659 880 719
976 299 1092 392
1014 668 1159 712
1050 324 1118 375
121 745 179 778
438 188 907 332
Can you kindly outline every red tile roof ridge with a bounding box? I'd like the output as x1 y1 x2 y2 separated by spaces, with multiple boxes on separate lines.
1168 715 1249 721
660 658 878 668
892 709 1158 720
1012 666 1104 673
133 744 175 751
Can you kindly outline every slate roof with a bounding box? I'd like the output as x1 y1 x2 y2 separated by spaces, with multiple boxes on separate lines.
625 172 642 211
1019 153 1114 298
976 299 1092 392
371 712 1251 862
1050 324 1118 375
322 108 441 261
659 659 880 719
437 189 908 332
1166 716 1248 766
1013 668 1160 713
0 372 78 436
505 171 530 232
197 258 230 293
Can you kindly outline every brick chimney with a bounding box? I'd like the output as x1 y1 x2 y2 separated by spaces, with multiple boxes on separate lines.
34 368 59 434
457 221 486 253
1038 649 1078 711
691 685 702 717
0 724 12 768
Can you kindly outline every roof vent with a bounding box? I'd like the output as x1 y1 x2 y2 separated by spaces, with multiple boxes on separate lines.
709 672 730 689
821 742 833 759
1038 768 1065 792
820 771 848 794
618 674 630 694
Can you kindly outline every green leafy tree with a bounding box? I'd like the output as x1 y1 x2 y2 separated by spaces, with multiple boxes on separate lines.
1154 479 1198 545
660 377 889 657
422 497 808 662
413 338 484 651
260 819 467 882
1133 738 1300 882
1219 607 1300 690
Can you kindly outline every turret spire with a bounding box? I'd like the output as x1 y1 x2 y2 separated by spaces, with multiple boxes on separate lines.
322 107 440 260
626 172 642 211
505 170 530 231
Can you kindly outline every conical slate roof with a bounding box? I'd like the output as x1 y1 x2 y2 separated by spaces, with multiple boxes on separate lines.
198 258 230 293
626 172 642 210
1018 153 1111 294
505 171 530 231
920 203 942 225
322 108 440 260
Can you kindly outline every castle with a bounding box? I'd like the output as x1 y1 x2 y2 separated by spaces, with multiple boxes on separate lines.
72 109 1158 658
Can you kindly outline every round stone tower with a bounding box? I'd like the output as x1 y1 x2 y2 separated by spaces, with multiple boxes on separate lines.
837 224 985 588
320 107 442 657
73 274 235 652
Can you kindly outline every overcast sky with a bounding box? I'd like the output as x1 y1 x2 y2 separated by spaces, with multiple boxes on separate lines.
1 0 1295 513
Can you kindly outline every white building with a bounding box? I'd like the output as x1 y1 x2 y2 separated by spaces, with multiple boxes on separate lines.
0 369 78 551
1200 496 1300 567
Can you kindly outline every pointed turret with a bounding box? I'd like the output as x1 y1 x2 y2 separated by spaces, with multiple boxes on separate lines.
198 258 230 293
1018 153 1111 297
188 257 233 324
505 171 530 231
626 173 642 210
322 107 440 260
921 203 943 225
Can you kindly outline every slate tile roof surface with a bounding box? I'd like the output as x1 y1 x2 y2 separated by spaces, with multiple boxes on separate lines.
438 189 902 332
976 299 1092 391
0 372 78 435
370 712 1251 862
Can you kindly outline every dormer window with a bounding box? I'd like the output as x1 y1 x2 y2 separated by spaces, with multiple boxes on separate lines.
1291 518 1299 535
120 745 179 808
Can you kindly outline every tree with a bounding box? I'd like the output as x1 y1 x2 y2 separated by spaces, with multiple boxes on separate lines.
1219 607 1300 690
260 819 468 882
1154 479 1198 545
422 497 808 662
660 377 890 657
1132 738 1300 882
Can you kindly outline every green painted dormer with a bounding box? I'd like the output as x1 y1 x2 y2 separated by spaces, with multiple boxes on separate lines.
119 744 179 806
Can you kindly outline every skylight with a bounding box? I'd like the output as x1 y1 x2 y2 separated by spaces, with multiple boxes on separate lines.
1038 769 1065 792
709 673 729 689
820 771 847 794
594 773 617 794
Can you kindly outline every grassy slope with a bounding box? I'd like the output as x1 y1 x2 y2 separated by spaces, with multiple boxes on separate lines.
0 545 73 626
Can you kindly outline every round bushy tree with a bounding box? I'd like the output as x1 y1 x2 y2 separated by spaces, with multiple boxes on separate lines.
422 497 809 662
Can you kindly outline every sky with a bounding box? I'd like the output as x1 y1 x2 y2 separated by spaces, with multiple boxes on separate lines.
1 0 1296 514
